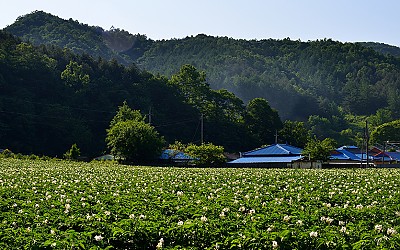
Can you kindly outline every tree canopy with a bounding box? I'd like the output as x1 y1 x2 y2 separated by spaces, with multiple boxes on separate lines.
303 137 337 161
245 98 283 146
106 103 165 163
370 119 400 145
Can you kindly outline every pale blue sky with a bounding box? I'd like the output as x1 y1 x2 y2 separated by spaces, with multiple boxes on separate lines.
1 0 399 46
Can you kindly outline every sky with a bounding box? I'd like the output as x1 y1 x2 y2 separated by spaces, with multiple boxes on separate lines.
1 0 399 46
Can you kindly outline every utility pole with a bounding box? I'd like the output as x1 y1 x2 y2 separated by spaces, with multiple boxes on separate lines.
200 113 204 144
382 141 386 165
148 107 152 125
366 120 369 168
274 130 278 144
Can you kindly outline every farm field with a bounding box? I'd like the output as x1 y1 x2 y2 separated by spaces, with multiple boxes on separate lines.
1 159 400 249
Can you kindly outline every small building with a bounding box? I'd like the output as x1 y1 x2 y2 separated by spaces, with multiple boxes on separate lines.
325 148 362 168
372 151 400 167
94 154 115 161
324 146 376 168
292 159 322 169
159 149 195 165
228 144 303 168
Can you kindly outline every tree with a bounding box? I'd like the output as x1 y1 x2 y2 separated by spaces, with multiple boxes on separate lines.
370 119 400 144
110 101 144 127
302 137 337 161
279 120 311 148
64 143 81 160
61 60 90 90
106 103 165 163
169 64 210 111
244 98 282 146
368 109 393 127
169 142 226 166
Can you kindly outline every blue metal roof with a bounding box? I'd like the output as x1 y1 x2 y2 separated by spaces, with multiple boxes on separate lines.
354 153 374 161
387 152 400 161
243 144 303 157
228 155 302 164
374 152 400 161
337 145 359 150
330 149 361 161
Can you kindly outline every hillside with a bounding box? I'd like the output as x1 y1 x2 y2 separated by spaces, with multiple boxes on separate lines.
5 11 400 122
1 30 286 156
358 42 400 57
139 36 400 120
5 11 153 64
4 11 400 155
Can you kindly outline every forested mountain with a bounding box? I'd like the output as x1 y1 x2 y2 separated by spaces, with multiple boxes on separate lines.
140 36 400 120
3 11 400 156
6 11 400 122
358 42 400 57
5 11 152 64
0 31 282 156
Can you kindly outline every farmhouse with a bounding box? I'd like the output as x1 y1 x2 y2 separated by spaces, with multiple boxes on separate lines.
323 146 367 168
228 142 400 168
228 144 303 168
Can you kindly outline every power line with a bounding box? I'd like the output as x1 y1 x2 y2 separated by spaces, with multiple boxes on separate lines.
0 109 200 128
201 113 204 144
0 110 111 124
153 118 197 128
191 118 201 143
0 96 116 114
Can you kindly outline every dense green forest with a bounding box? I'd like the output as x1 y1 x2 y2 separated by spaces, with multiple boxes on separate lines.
0 31 281 156
7 12 400 119
358 42 400 57
3 11 400 156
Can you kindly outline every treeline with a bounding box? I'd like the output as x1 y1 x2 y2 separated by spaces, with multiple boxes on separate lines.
0 31 286 157
4 11 400 153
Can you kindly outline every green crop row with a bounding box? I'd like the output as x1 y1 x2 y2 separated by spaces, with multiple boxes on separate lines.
0 158 400 249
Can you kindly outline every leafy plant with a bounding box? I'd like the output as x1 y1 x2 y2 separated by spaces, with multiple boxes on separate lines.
63 143 81 160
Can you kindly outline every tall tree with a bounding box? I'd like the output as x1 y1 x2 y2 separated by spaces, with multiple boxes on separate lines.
279 120 311 148
169 64 210 111
370 119 400 145
303 137 337 161
244 98 283 146
61 60 90 91
109 101 144 126
106 103 165 163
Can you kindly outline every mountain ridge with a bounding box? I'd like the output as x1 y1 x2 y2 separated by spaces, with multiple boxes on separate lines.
5 11 400 120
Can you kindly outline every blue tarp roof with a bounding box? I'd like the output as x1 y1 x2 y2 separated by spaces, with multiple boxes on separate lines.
243 144 303 157
228 155 302 164
160 149 194 160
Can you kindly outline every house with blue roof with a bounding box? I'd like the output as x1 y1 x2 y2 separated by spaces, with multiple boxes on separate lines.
326 145 400 168
228 144 303 168
229 143 400 168
372 151 400 166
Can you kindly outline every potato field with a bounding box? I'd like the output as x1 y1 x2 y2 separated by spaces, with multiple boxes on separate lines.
1 159 400 249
